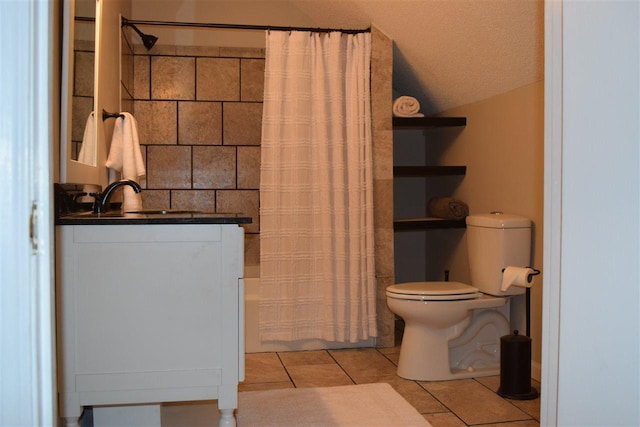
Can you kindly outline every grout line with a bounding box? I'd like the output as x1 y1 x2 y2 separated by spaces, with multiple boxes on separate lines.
374 347 399 367
325 350 358 385
274 352 298 388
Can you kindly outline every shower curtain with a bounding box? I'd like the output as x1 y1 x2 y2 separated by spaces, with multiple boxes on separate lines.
259 30 376 343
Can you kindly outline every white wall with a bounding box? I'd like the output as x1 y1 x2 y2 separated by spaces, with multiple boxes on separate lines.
545 1 639 425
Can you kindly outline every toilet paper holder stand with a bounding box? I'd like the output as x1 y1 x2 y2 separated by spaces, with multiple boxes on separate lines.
501 266 540 338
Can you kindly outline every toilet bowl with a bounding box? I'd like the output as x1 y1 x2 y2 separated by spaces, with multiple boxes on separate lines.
386 282 509 381
387 212 533 381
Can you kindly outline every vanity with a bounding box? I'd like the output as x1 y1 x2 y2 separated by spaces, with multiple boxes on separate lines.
57 1 251 424
55 208 251 427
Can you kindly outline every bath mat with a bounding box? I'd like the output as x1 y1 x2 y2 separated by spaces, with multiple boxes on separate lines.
236 383 431 426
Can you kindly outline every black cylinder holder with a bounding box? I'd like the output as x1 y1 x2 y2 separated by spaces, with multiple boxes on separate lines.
497 329 539 400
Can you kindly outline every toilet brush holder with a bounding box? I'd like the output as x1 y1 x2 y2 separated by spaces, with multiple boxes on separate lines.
497 330 539 400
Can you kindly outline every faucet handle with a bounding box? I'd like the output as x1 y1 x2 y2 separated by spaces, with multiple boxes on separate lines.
89 192 105 213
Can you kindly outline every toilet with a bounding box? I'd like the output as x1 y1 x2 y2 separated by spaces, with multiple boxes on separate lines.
386 212 532 381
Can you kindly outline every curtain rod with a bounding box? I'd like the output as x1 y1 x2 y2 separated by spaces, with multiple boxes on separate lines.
121 18 370 34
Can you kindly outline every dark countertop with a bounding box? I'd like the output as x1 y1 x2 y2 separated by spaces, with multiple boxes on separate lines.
56 210 252 226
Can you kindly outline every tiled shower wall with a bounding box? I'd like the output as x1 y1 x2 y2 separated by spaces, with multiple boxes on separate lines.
132 45 264 264
131 29 395 346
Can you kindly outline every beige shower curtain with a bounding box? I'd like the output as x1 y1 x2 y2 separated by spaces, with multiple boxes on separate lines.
259 30 376 343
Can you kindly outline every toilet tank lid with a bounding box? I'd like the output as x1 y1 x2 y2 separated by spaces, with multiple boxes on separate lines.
466 212 531 228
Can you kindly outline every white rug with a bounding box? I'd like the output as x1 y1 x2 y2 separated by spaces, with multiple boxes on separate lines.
236 383 431 426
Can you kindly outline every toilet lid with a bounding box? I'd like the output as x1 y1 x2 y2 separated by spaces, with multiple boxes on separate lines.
386 281 481 301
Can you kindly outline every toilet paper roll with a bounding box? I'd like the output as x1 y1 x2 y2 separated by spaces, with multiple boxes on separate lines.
501 266 536 292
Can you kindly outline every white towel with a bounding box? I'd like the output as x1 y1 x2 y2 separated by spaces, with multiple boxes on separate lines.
77 111 96 164
393 96 425 117
106 112 145 211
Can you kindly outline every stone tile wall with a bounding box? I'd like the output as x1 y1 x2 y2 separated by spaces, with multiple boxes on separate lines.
370 27 395 347
132 45 264 263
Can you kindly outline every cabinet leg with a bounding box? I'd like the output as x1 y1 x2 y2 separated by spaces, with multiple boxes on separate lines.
218 409 236 427
62 417 81 427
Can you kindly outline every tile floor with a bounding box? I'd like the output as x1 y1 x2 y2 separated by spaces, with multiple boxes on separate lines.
239 346 541 427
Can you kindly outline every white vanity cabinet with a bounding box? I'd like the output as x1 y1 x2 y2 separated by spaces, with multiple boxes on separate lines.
56 223 245 427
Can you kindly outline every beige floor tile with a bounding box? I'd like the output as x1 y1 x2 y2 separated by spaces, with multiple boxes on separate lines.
238 382 294 392
480 421 540 427
498 380 540 422
474 374 501 391
382 350 400 366
377 345 401 355
278 350 334 366
357 374 448 414
243 352 290 384
475 376 541 420
509 394 540 421
329 348 398 381
423 411 467 427
421 379 531 425
286 364 354 388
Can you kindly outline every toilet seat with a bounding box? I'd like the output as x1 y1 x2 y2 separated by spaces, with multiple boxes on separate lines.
386 281 481 301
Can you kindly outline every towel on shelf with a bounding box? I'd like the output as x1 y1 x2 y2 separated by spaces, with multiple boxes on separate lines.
428 197 469 220
393 96 425 117
77 111 96 165
106 112 145 211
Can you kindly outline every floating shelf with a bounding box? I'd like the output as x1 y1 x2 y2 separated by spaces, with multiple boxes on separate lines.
393 116 467 129
393 217 467 231
394 166 466 177
393 115 468 232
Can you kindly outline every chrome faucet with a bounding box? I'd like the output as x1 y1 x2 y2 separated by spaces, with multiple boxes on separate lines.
91 180 142 213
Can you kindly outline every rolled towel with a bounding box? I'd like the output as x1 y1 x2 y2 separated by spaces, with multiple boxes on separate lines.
428 197 469 220
393 96 425 117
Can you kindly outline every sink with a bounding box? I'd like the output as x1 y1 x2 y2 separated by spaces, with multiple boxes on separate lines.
64 209 235 218
125 209 204 215
68 210 125 217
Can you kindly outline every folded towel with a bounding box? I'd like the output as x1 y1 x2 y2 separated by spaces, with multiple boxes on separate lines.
428 197 469 220
77 111 96 165
106 112 145 211
393 96 425 117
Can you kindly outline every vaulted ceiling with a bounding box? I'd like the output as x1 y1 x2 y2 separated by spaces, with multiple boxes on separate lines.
132 0 544 115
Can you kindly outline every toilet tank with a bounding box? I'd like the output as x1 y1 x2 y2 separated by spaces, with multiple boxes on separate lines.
466 212 532 296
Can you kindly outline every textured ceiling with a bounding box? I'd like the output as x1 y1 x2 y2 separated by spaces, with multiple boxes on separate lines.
132 0 544 115
287 0 544 115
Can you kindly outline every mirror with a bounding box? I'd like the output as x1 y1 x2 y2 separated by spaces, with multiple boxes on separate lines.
61 0 96 167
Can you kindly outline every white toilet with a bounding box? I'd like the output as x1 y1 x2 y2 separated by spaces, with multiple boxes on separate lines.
386 212 533 381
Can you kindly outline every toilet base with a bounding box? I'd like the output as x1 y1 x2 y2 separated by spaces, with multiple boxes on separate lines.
396 309 510 381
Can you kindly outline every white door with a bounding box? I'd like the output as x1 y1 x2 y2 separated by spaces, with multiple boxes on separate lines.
0 2 56 426
542 1 639 425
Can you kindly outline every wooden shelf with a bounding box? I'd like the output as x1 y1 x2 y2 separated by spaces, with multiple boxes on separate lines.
393 116 467 129
392 115 468 232
393 217 467 231
394 166 466 177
